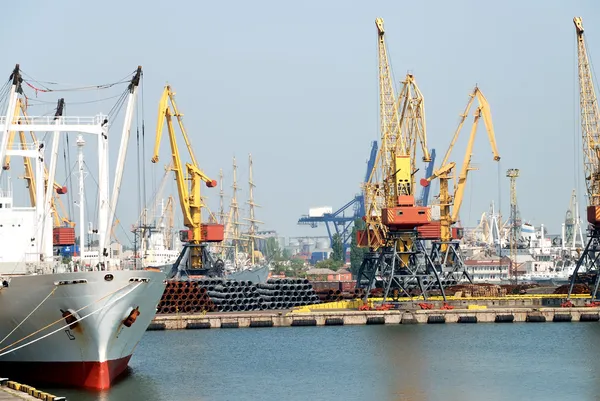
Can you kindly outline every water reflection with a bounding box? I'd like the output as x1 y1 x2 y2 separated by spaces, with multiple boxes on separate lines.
48 323 600 401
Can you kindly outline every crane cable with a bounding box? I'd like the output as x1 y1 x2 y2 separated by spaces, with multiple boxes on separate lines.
0 281 141 357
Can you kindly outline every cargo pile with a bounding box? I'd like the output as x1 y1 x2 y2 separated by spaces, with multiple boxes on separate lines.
157 278 321 314
500 283 540 295
206 279 264 311
554 283 589 294
157 281 217 314
446 283 508 297
256 278 320 309
316 288 365 301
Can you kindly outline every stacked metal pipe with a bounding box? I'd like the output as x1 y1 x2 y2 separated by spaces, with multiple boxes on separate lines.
257 278 320 309
157 277 321 314
157 280 217 314
202 279 264 312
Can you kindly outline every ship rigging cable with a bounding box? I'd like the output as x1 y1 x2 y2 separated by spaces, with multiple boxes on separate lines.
0 286 58 346
19 69 135 93
0 282 141 357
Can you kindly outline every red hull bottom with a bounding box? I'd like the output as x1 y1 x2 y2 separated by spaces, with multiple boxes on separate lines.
0 355 132 390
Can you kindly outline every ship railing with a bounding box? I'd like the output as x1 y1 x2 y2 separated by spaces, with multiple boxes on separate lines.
6 141 39 151
0 114 108 126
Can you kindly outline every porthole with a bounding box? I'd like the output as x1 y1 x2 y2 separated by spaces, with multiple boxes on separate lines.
104 274 114 282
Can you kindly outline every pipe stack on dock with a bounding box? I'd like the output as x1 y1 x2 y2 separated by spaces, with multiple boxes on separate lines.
157 278 321 314
157 281 217 314
206 279 263 312
256 278 320 309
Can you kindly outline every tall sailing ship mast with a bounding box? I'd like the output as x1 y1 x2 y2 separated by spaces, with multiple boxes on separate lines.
228 156 244 268
244 154 263 265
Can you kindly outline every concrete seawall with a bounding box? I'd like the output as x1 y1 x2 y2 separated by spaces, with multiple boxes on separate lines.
148 307 600 330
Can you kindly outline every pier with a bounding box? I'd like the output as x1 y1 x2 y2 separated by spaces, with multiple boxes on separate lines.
150 305 600 330
0 379 65 401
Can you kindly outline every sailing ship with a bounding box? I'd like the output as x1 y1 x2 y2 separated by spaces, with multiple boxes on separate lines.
215 155 269 283
0 65 165 390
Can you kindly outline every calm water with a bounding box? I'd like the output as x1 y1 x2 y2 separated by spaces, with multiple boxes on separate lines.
51 323 600 401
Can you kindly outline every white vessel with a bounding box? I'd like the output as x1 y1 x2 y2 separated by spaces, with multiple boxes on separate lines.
464 198 584 286
0 65 165 390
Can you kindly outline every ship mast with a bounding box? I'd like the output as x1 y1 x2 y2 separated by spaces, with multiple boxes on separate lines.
76 135 86 267
245 154 262 265
230 157 241 269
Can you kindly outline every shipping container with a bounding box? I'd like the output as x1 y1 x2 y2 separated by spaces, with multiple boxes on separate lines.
53 227 75 246
309 281 340 291
308 206 333 217
310 251 329 265
340 281 356 292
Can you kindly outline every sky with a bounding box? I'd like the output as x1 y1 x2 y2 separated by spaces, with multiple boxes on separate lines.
1 0 599 246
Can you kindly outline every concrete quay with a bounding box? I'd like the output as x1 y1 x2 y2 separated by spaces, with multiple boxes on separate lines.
0 379 65 400
148 306 600 330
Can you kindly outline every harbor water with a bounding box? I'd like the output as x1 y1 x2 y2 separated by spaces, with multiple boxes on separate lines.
53 324 600 401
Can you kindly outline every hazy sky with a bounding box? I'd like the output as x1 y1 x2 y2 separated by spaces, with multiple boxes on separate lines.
2 0 599 245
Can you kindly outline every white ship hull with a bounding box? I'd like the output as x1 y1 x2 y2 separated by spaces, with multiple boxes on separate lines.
0 269 166 389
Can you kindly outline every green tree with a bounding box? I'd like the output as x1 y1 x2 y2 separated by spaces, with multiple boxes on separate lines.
264 237 282 261
350 218 366 275
288 258 306 277
331 233 344 263
315 258 343 271
281 248 292 261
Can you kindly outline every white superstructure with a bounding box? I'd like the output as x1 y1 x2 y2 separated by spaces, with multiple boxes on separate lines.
0 65 166 390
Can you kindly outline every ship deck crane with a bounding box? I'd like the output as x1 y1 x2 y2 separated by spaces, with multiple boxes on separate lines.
4 98 74 229
568 17 600 299
152 85 223 272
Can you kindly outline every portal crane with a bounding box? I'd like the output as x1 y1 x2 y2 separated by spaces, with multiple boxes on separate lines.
152 85 223 271
568 17 600 298
356 18 443 301
422 86 500 248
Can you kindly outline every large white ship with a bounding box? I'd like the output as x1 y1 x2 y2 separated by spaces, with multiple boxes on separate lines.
0 65 165 390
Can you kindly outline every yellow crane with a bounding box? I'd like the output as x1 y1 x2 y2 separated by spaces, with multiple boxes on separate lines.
151 84 221 269
362 17 430 250
3 98 74 228
568 17 600 298
357 18 446 300
422 86 500 250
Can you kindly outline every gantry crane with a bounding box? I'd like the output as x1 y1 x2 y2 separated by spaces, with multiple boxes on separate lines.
152 85 224 273
356 18 444 301
568 17 600 299
421 86 500 282
4 98 75 230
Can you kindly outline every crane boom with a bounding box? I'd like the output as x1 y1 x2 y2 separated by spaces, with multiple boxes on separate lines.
423 86 500 246
152 85 220 269
574 17 600 210
568 17 600 299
